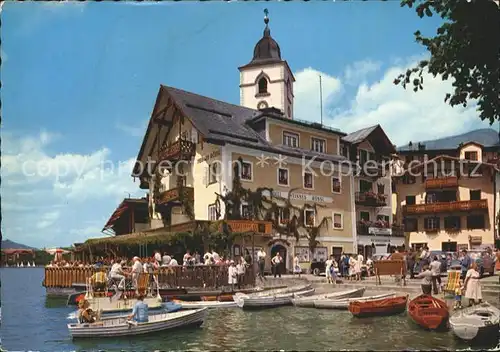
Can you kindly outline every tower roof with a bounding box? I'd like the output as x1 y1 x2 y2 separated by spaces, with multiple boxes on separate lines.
243 10 283 68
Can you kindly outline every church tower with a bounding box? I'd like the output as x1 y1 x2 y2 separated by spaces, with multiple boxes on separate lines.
239 10 295 119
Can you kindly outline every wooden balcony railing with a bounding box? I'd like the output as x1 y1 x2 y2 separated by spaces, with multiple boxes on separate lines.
158 139 195 163
220 220 273 235
425 176 458 189
43 265 255 289
403 199 488 215
156 187 194 205
355 192 387 207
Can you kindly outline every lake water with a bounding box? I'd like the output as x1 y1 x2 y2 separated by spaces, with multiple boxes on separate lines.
1 268 498 351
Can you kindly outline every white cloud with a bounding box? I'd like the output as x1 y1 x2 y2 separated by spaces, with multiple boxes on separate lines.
293 67 343 123
294 59 493 146
37 211 61 229
343 59 382 85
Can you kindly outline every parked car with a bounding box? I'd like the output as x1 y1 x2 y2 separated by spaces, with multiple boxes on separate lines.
310 259 326 276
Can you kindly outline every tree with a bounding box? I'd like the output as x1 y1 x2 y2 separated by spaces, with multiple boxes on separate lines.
395 0 500 124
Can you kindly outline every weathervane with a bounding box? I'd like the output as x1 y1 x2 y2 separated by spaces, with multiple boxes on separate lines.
264 8 269 24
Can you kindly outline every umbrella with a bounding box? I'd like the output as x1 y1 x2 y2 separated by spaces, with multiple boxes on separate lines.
45 248 70 255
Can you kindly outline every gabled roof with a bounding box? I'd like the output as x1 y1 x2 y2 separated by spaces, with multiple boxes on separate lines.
342 124 396 155
102 198 148 233
398 128 500 152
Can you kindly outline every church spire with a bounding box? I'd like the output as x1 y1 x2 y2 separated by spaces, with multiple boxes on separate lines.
263 9 270 37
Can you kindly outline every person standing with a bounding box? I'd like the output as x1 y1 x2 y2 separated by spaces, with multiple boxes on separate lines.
463 261 483 306
271 252 283 278
416 264 433 295
355 253 364 281
325 255 334 283
228 260 237 291
293 254 301 278
406 248 416 279
460 249 472 280
429 255 442 294
131 257 143 292
236 257 246 289
257 248 266 279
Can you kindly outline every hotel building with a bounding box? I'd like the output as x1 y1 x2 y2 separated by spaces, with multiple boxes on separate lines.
393 129 500 252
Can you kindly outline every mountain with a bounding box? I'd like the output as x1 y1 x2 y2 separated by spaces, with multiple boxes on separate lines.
1 239 37 250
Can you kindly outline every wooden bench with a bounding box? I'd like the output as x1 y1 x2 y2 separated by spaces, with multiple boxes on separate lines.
373 260 407 286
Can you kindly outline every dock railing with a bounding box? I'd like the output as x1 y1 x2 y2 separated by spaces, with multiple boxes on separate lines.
43 265 255 289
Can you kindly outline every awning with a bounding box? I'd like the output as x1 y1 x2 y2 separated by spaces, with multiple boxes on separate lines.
2 249 34 255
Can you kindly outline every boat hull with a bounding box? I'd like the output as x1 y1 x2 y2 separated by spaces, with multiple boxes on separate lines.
234 285 314 310
68 308 207 338
450 302 500 345
349 295 408 318
408 294 449 331
176 300 238 309
292 288 366 308
313 293 396 310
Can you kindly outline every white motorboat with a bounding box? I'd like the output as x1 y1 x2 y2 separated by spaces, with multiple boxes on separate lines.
450 302 500 344
292 287 366 308
27 262 31 267
86 296 164 314
234 284 314 309
20 262 24 267
68 308 207 338
313 292 396 309
176 300 238 309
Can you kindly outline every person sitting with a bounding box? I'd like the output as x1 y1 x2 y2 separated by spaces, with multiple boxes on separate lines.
78 299 99 324
91 267 107 292
128 294 149 323
109 260 128 290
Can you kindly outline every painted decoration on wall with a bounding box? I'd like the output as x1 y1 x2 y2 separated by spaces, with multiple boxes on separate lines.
294 246 310 263
312 247 328 262
233 244 241 257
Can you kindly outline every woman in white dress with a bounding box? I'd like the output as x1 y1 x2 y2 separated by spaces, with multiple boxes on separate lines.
349 255 357 281
293 255 301 277
355 253 364 281
228 260 237 290
464 261 482 305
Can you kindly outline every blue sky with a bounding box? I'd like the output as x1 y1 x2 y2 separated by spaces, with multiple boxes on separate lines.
1 1 492 248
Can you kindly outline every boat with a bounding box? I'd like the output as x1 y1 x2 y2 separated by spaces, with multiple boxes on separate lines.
27 262 31 267
68 307 207 338
449 302 500 344
292 287 366 308
175 300 238 309
87 295 164 314
348 294 408 318
313 292 396 310
68 301 182 320
234 284 314 309
408 294 449 330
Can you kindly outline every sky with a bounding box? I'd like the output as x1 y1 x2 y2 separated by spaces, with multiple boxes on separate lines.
1 1 494 248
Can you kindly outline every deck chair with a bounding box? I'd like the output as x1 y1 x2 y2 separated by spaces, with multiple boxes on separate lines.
443 270 461 297
137 273 150 296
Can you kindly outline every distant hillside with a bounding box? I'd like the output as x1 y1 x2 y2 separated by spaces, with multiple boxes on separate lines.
1 239 37 250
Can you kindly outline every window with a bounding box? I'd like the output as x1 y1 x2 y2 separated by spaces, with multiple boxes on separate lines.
208 204 218 221
278 168 289 186
241 204 253 219
279 208 290 224
444 216 461 230
470 189 481 201
377 215 390 223
360 212 370 221
441 241 457 252
209 163 218 184
425 192 438 204
311 138 326 153
404 218 418 232
283 131 299 148
304 209 315 227
340 145 349 158
464 151 478 161
424 217 440 231
359 150 368 165
258 77 268 94
240 161 253 182
377 184 385 194
333 212 343 229
466 215 485 229
331 176 341 193
359 180 373 193
406 195 416 205
303 172 314 189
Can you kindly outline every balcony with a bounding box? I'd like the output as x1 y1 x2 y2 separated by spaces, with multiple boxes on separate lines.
355 192 387 207
220 220 273 235
156 187 194 205
357 221 405 237
403 199 488 215
425 176 458 189
158 139 195 164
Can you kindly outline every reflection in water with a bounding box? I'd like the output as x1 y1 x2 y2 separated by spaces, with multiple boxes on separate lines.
2 268 499 351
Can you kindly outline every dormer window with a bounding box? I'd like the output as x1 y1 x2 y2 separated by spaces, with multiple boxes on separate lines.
465 151 478 161
258 78 268 94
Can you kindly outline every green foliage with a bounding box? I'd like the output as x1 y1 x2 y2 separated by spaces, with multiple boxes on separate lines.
396 0 500 123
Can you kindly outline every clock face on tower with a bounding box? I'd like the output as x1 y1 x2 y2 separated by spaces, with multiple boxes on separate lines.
257 100 269 110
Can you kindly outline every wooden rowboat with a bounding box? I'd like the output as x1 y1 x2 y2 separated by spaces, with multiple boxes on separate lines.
348 294 408 318
68 308 207 338
450 302 500 344
175 300 238 309
313 292 396 310
292 288 366 308
234 284 314 309
408 294 449 330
